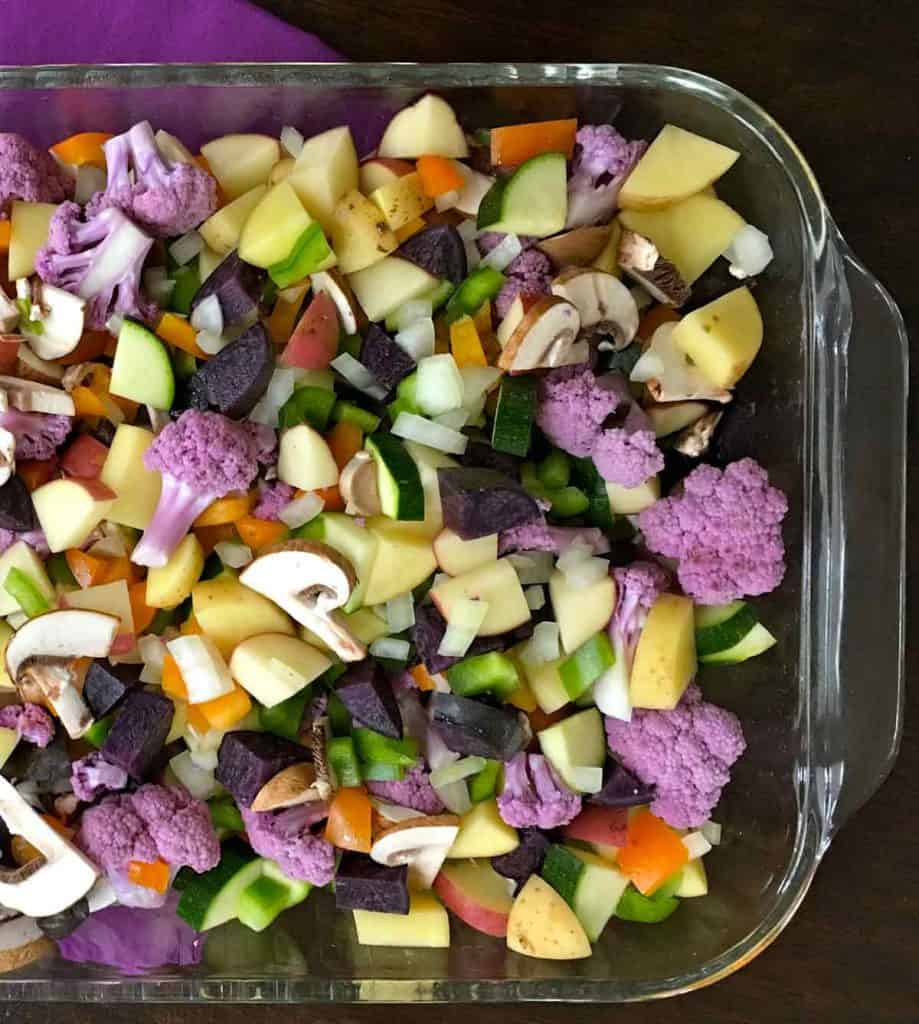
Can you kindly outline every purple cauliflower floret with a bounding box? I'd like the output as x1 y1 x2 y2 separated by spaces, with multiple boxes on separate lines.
498 519 610 557
0 408 72 460
0 702 55 747
366 764 445 815
638 458 788 604
604 684 746 828
131 409 267 567
566 124 647 229
497 753 582 830
0 132 73 218
495 247 553 319
131 784 221 873
86 121 217 238
35 201 158 330
610 560 672 671
77 784 220 873
70 752 129 802
0 528 48 557
242 421 279 466
253 480 295 521
477 231 536 255
241 805 336 886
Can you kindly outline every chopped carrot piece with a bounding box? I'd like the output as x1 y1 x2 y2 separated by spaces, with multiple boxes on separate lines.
71 385 108 418
195 522 239 556
58 331 111 365
410 664 439 692
416 155 465 197
324 787 373 853
235 515 289 552
199 684 252 730
0 221 10 253
449 315 488 368
313 484 345 513
50 132 112 169
637 304 680 341
16 459 57 492
616 808 689 896
161 653 188 701
65 549 109 589
394 217 427 243
128 858 170 893
193 491 254 528
156 312 208 358
98 555 138 586
129 581 157 635
490 119 578 167
327 420 363 470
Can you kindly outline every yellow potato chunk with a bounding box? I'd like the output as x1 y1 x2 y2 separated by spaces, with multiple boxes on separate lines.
672 286 763 388
630 594 697 709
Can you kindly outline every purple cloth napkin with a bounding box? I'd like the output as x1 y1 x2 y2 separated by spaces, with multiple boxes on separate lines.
0 0 342 65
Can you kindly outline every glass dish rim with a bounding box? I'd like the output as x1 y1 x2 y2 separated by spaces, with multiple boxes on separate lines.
0 60 867 1002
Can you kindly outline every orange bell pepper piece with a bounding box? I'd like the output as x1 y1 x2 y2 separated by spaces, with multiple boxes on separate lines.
99 555 138 586
0 221 10 253
416 155 465 198
616 808 689 896
156 311 208 359
71 385 108 418
58 330 112 366
327 420 363 470
324 787 373 853
265 286 308 346
65 549 109 589
490 119 578 168
313 484 344 513
50 132 112 170
199 684 252 730
161 653 188 701
128 858 170 893
449 315 488 368
235 515 289 552
410 664 440 692
637 304 680 341
17 460 57 492
129 581 157 635
193 491 254 528
185 703 211 735
195 522 239 556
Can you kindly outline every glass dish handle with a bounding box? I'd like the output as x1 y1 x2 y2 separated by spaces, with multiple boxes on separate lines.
820 235 908 845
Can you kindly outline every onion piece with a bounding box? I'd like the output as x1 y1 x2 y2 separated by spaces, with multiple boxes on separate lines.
138 634 166 685
724 224 773 279
249 367 301 427
392 299 434 332
434 408 469 430
143 267 176 306
74 164 107 205
509 551 555 585
521 620 560 665
330 352 387 401
278 491 324 529
195 330 227 356
557 543 608 589
384 592 416 634
524 585 545 611
281 125 305 158
568 766 603 794
464 240 481 271
168 230 204 267
169 750 217 801
434 188 460 212
459 366 502 408
456 219 479 243
700 820 722 847
214 542 253 569
430 756 486 789
369 637 411 661
593 651 631 722
416 354 464 416
368 798 425 823
391 412 467 455
682 831 713 860
165 635 234 705
482 232 522 272
434 778 472 815
438 598 489 658
394 317 436 361
190 293 224 336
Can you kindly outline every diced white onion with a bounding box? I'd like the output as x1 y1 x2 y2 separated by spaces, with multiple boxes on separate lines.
682 831 713 860
569 766 604 794
330 352 387 401
138 634 166 675
434 188 460 212
169 230 204 267
464 240 481 271
394 317 436 361
524 585 545 611
369 637 411 660
629 350 665 384
189 748 219 771
593 651 632 722
557 543 609 589
522 620 560 665
278 491 324 529
434 408 469 430
281 125 305 158
391 412 467 455
430 756 486 789
169 750 217 801
143 266 176 306
196 329 228 356
509 551 555 585
214 541 253 569
456 219 479 243
556 540 593 573
74 164 107 205
368 798 425 822
249 367 301 427
434 779 472 815
166 634 234 705
459 365 502 407
392 299 434 332
190 293 224 336
438 598 489 658
724 224 773 279
385 592 416 634
482 232 523 272
700 820 723 847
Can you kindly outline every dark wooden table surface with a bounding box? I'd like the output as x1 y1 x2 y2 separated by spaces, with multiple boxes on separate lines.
14 2 918 1022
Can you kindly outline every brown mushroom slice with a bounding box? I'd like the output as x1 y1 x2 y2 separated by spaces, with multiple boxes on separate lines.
5 609 120 739
631 323 732 404
251 762 323 812
370 814 460 890
536 225 613 270
14 347 66 387
498 296 586 374
239 540 367 662
20 284 85 362
617 229 691 308
339 451 382 517
0 375 73 414
310 269 363 336
551 268 639 350
308 709 333 800
671 410 724 458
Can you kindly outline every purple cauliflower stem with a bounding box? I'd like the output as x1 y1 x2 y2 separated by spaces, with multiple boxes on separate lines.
35 201 158 330
0 132 73 218
566 124 647 229
87 121 217 238
0 408 71 460
0 702 55 747
638 458 788 604
497 753 582 829
498 518 610 557
0 528 48 556
495 247 553 320
604 684 746 828
366 764 445 815
241 805 336 886
252 480 295 521
131 409 269 567
77 784 220 874
70 752 129 802
609 560 672 673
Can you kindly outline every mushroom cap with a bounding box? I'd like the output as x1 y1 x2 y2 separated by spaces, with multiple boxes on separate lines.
498 295 586 374
5 609 120 681
370 814 461 890
251 762 322 812
551 267 639 350
310 269 362 336
339 451 382 517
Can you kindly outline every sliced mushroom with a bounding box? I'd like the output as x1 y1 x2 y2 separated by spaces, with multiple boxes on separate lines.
14 346 66 386
0 375 74 415
496 294 526 348
6 609 120 739
0 285 19 334
251 762 323 812
61 362 95 392
0 776 99 918
671 409 724 458
630 323 732 404
370 814 460 890
239 540 367 662
645 400 711 438
339 450 382 517
309 710 333 800
551 268 639 351
20 284 86 362
0 428 15 488
618 229 691 308
310 269 362 336
497 296 587 374
536 225 613 270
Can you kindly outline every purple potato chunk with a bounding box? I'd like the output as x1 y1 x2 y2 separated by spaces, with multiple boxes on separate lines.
458 441 520 479
215 730 307 808
429 693 527 761
397 225 467 285
437 467 541 540
187 322 274 419
360 324 415 399
334 853 409 914
190 250 264 327
492 828 550 891
412 603 533 675
589 761 656 808
101 689 174 783
336 661 403 739
83 660 139 720
0 475 38 532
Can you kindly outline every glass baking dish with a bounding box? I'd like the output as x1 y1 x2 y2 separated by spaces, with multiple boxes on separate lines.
0 62 907 1003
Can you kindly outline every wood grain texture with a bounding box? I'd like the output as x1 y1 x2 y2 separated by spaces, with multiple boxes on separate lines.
13 1 918 1021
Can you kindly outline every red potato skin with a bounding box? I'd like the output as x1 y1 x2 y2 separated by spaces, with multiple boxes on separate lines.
433 870 510 938
361 157 415 178
59 434 109 480
280 291 340 370
562 805 629 848
0 336 20 373
109 632 137 656
71 476 117 502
